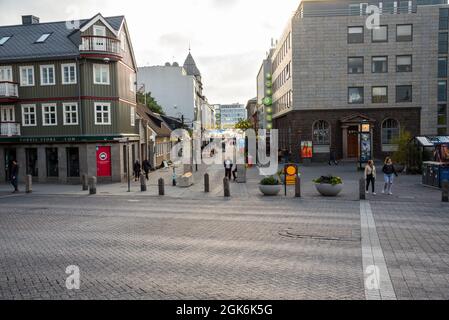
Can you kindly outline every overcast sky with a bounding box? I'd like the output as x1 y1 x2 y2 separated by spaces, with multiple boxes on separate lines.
0 0 300 104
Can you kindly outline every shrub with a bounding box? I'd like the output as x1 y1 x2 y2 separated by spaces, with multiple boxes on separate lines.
260 176 280 185
313 176 343 186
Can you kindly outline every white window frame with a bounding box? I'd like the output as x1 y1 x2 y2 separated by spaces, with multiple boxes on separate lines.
130 106 136 126
94 102 111 125
19 66 35 87
40 64 56 86
93 64 110 85
63 102 79 125
61 63 77 85
42 103 58 126
21 104 37 127
0 66 13 81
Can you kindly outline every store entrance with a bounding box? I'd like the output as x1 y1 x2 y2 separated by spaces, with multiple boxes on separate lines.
4 148 16 182
347 126 359 159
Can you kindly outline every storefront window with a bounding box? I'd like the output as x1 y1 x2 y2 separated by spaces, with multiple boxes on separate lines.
25 148 38 177
66 148 80 178
46 148 59 177
313 120 330 145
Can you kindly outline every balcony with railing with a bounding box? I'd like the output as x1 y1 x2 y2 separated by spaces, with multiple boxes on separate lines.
0 122 21 137
0 82 19 102
79 36 122 61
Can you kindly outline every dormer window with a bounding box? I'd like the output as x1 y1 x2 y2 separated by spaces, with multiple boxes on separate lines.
35 33 51 43
0 36 11 45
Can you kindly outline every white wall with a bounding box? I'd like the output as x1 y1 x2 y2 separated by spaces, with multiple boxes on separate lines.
137 66 196 122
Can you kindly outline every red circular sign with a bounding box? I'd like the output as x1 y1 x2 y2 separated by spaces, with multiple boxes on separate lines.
99 152 108 161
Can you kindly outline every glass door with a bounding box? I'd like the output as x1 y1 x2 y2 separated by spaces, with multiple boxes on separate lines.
93 25 106 51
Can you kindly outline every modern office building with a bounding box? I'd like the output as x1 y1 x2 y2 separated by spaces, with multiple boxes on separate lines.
0 13 139 183
266 0 449 162
137 51 207 125
257 49 275 130
219 103 247 129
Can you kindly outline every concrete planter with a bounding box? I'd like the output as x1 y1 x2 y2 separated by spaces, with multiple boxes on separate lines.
315 183 343 197
259 184 282 196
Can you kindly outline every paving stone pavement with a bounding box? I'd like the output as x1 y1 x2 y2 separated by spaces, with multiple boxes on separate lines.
370 201 449 300
0 195 364 300
0 163 448 300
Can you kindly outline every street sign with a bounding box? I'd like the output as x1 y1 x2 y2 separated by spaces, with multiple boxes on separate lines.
284 164 298 186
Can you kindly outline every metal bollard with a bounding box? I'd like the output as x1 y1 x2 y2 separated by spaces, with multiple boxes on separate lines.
359 177 366 200
204 173 210 193
295 176 301 198
81 174 88 191
89 176 97 195
158 178 165 196
140 174 147 192
442 180 449 203
26 175 32 194
223 177 230 197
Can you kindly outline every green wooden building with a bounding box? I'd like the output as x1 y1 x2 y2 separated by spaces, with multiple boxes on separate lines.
0 13 140 183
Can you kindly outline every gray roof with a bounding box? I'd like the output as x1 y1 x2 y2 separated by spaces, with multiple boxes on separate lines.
0 15 124 63
183 52 201 77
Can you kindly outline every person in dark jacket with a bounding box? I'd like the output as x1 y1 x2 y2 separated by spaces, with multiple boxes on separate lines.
10 160 19 193
224 158 233 180
329 149 338 166
133 160 141 182
382 157 398 195
142 159 151 180
232 164 238 181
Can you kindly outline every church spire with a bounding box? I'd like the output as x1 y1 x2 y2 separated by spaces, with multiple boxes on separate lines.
183 50 201 77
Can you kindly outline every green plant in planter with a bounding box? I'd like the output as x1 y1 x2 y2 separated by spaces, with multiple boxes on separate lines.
260 176 280 185
313 176 343 186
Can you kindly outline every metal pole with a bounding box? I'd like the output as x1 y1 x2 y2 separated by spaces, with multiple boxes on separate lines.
127 139 131 193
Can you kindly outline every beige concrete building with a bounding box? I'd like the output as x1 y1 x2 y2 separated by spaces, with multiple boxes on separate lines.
266 0 449 162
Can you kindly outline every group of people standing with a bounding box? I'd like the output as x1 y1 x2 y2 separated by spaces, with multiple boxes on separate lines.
133 160 152 181
224 158 238 182
364 157 399 196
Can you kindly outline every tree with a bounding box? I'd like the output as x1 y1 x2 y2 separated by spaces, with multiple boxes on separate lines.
392 129 412 165
234 119 253 131
137 92 165 115
392 129 422 173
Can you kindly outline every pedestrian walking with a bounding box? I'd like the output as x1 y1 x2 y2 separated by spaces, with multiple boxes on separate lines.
365 160 377 195
224 158 233 180
10 160 19 193
329 149 338 166
382 157 398 195
232 164 238 182
142 159 151 180
133 160 141 182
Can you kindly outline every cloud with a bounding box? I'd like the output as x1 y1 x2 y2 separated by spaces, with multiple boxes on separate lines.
0 0 300 104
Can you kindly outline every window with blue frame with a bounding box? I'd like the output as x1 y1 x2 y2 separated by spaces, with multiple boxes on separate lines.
439 32 448 54
439 57 448 78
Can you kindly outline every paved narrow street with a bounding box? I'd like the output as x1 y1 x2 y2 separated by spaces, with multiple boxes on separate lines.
0 164 448 300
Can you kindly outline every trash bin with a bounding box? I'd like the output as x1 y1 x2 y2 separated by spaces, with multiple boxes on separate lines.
432 164 440 188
